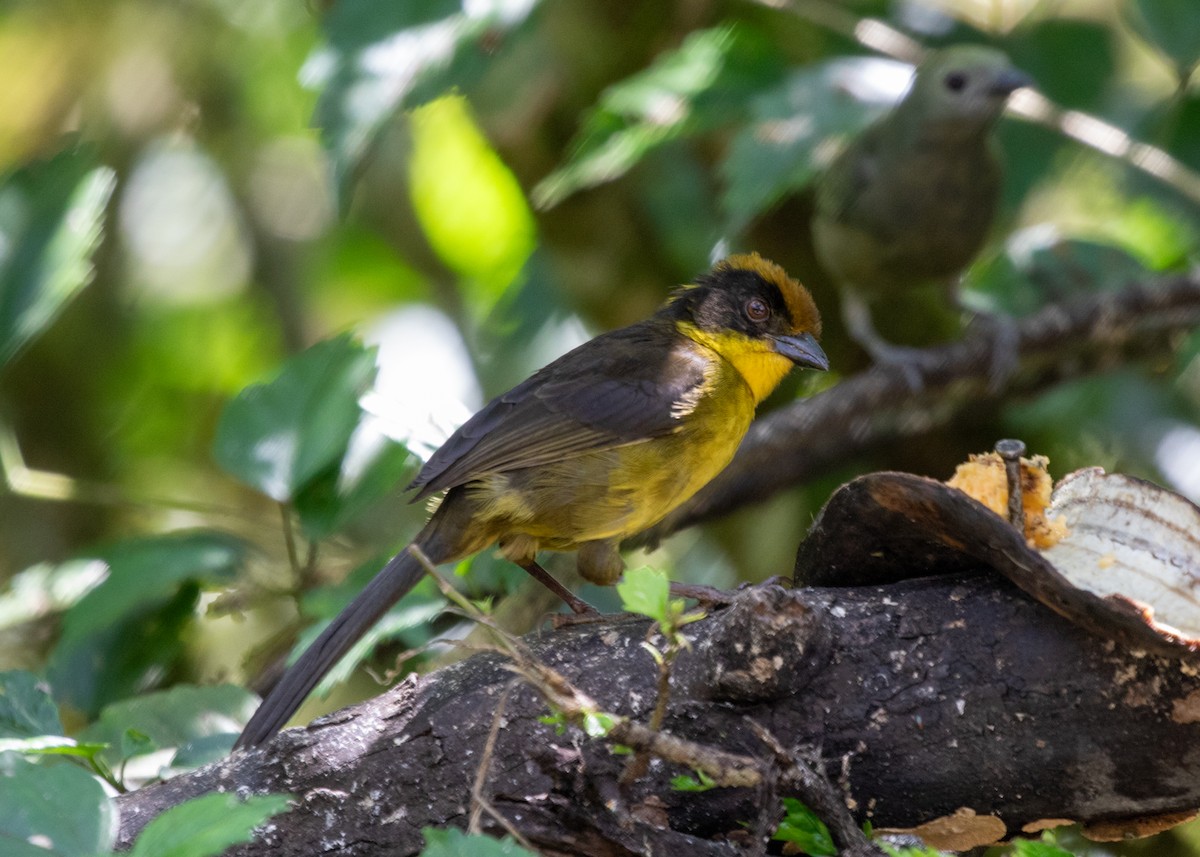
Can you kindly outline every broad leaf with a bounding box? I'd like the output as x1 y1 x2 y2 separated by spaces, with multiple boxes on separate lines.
719 56 907 233
48 532 246 716
615 566 669 625
308 0 541 202
80 684 256 770
421 828 538 857
0 671 62 739
293 433 414 541
0 755 115 857
534 24 785 208
127 792 291 857
1127 0 1200 79
213 334 376 502
0 148 115 368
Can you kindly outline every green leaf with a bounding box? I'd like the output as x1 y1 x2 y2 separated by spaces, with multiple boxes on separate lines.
408 96 537 307
1126 0 1200 79
773 796 836 857
213 334 377 502
309 0 541 202
719 57 903 233
1010 832 1075 857
879 844 947 857
170 733 241 771
0 671 63 739
0 559 110 632
1010 19 1115 111
47 532 247 717
0 147 115 368
420 827 538 857
966 231 1150 315
80 684 255 770
533 24 785 208
580 711 615 738
293 436 415 541
0 736 107 758
0 754 115 857
670 769 717 792
616 566 670 625
127 792 291 857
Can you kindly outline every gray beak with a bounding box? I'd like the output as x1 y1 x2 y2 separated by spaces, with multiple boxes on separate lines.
991 68 1032 96
772 332 829 371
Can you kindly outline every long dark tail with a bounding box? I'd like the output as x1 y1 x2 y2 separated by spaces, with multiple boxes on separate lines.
234 546 429 748
235 494 483 749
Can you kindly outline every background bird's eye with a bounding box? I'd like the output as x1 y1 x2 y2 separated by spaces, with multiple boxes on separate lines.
744 297 770 322
944 71 968 92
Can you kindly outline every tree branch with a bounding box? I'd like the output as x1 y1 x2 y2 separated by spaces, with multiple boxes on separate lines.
114 573 1200 855
636 272 1200 547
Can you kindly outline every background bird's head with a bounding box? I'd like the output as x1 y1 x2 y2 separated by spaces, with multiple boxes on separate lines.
903 45 1031 139
666 253 828 387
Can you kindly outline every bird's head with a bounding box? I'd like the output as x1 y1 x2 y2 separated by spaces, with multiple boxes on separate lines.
667 253 828 401
905 45 1030 137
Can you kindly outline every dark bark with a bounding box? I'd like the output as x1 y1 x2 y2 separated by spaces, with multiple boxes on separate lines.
115 572 1200 855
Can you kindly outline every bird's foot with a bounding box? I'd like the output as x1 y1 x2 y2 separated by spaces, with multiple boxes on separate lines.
668 582 737 607
518 559 601 617
863 341 946 391
965 310 1020 394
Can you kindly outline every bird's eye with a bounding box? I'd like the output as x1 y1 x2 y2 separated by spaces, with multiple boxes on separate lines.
744 297 770 323
944 71 968 92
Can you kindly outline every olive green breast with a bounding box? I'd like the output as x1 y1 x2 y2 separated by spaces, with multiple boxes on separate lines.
465 355 756 550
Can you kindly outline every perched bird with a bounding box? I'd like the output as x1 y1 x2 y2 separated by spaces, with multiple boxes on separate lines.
236 253 827 748
813 45 1030 377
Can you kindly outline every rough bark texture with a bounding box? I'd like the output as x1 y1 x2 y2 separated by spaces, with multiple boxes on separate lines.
115 573 1200 855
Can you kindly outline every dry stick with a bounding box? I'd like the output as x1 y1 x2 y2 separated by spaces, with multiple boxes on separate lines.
748 721 885 857
408 546 768 791
636 273 1200 546
621 626 681 785
467 680 535 851
771 0 1200 206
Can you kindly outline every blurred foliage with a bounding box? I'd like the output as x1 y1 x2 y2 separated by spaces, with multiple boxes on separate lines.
0 0 1198 853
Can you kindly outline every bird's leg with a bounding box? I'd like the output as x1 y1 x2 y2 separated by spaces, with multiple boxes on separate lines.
954 287 1020 392
515 558 599 616
841 287 935 389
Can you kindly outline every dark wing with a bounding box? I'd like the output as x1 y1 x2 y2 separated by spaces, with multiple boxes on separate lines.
408 321 710 501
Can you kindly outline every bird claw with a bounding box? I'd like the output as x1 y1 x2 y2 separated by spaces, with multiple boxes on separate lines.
965 311 1020 394
668 581 737 607
864 342 944 392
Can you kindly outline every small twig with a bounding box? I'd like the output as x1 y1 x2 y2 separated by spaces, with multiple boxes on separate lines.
0 419 235 517
408 546 531 662
467 681 534 850
748 721 886 857
279 502 302 579
621 625 678 785
302 540 320 589
469 680 517 832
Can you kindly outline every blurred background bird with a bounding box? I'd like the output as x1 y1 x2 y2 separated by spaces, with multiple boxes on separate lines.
812 45 1031 381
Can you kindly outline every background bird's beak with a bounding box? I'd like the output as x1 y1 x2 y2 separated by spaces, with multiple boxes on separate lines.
772 332 829 371
991 68 1032 96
